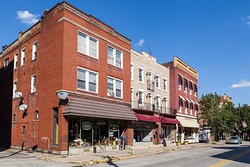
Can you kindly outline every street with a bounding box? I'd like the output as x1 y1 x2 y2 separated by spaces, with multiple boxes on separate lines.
90 142 250 167
0 142 250 167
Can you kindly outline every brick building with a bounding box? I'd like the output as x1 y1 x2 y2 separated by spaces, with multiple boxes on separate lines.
0 1 137 154
163 56 199 144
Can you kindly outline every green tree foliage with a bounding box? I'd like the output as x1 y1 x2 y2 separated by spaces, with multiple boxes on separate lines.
239 104 250 134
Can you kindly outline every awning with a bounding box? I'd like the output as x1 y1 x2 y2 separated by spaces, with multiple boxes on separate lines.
134 113 160 122
185 97 191 103
179 95 186 101
63 96 137 121
178 118 199 128
161 117 180 125
190 99 195 104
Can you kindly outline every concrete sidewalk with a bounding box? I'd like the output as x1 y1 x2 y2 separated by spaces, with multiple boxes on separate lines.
4 141 226 166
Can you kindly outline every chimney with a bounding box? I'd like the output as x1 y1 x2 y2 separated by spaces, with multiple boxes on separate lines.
18 31 23 38
43 9 48 16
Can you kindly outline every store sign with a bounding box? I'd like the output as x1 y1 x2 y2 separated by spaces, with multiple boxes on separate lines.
110 124 118 132
82 122 92 130
97 121 106 125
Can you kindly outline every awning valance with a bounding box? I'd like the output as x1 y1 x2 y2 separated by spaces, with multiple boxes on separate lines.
178 118 199 128
161 117 180 125
63 96 137 121
179 95 186 101
135 113 160 122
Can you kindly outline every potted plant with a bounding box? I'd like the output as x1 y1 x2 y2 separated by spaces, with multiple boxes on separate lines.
184 140 188 145
176 134 181 146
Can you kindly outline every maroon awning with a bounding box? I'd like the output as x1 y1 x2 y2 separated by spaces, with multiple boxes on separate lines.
134 113 160 122
161 117 180 124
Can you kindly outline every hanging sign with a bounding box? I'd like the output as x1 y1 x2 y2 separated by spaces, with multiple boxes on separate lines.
82 122 92 130
110 124 118 132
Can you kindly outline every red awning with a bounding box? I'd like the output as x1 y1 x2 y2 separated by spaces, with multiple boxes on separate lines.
161 117 180 124
134 113 160 122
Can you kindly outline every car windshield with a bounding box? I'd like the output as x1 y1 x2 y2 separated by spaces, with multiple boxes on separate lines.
230 136 238 139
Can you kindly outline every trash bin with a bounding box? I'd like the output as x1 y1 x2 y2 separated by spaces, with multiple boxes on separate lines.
93 146 96 153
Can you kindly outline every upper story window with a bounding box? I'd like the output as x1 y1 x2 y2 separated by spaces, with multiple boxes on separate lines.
194 84 198 96
178 74 183 90
77 67 98 93
155 95 160 110
131 63 134 80
14 53 18 69
107 77 122 98
185 101 189 114
35 110 39 120
4 58 9 70
13 82 17 98
155 75 160 89
78 31 98 58
178 97 184 112
190 103 193 115
189 81 193 95
108 46 122 68
31 74 36 93
32 41 37 60
139 67 144 83
138 90 144 105
184 78 188 92
21 48 25 66
163 78 167 91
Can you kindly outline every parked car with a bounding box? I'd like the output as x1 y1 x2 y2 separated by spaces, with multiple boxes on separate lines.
199 131 209 143
226 136 242 144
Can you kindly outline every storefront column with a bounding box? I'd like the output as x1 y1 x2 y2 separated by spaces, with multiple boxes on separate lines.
126 121 134 146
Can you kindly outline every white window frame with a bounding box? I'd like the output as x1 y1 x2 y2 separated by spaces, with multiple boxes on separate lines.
78 31 99 59
179 97 183 112
4 58 9 69
31 74 36 93
21 48 25 66
190 103 193 115
131 63 134 80
131 87 134 108
178 75 182 90
185 101 188 114
77 67 98 93
35 110 39 120
107 45 123 68
163 78 167 91
155 75 160 89
138 67 144 83
14 53 18 69
194 84 198 97
138 89 144 106
32 41 37 60
155 94 161 110
13 82 17 98
107 76 123 98
184 78 188 93
189 81 193 95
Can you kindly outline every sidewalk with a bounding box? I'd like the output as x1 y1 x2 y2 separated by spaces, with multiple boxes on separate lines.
4 141 226 166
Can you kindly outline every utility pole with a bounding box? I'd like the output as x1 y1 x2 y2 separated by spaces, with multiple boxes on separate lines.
238 103 240 136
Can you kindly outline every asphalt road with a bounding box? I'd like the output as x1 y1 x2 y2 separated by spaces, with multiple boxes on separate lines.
90 142 250 167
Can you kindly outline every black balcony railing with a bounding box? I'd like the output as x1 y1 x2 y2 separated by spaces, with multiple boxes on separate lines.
131 101 176 115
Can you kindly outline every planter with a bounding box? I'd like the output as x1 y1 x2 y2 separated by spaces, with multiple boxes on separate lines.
184 141 188 145
176 142 181 146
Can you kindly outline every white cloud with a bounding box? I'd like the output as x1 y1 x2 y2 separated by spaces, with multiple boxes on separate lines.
134 39 145 47
230 80 250 88
243 16 250 25
17 10 39 25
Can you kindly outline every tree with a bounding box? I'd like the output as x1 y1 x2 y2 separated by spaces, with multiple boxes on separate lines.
199 93 222 141
238 104 250 139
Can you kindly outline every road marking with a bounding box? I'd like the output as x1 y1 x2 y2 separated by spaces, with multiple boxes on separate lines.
209 149 250 167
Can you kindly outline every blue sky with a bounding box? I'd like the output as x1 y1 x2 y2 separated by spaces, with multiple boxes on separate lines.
1 0 250 106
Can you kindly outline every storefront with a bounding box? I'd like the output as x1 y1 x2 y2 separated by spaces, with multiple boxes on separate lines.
63 95 137 153
160 116 180 142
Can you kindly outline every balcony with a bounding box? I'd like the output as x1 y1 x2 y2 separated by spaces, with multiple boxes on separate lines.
147 79 155 91
131 101 176 115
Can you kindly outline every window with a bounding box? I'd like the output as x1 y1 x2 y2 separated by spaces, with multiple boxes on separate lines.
189 81 193 95
107 77 122 98
162 97 168 113
138 90 144 105
13 114 16 122
53 108 58 145
77 68 98 93
194 104 198 116
194 84 198 96
4 58 9 70
131 87 134 108
155 75 160 89
31 74 36 93
178 75 183 90
78 31 98 58
21 48 25 66
179 97 183 112
32 41 37 60
22 126 26 134
107 46 122 68
185 101 189 114
184 79 188 92
131 63 134 80
139 67 144 82
155 95 160 110
13 83 17 98
163 78 167 91
190 103 193 115
35 110 39 120
14 53 18 69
